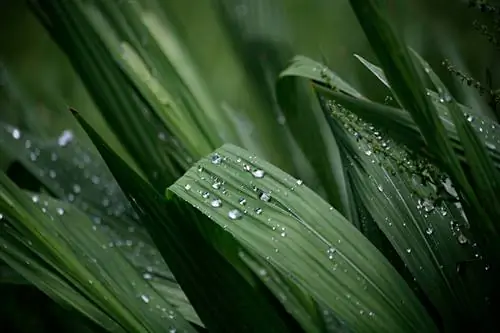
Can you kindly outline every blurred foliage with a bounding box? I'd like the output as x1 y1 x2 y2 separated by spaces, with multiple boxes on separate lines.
1 0 499 140
0 0 499 332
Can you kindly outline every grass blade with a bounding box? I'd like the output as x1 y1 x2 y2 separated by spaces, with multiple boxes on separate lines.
0 176 196 332
277 57 355 219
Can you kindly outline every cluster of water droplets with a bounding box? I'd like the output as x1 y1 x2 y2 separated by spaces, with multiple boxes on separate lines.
323 99 479 258
179 150 384 323
2 124 183 286
185 152 278 223
429 86 500 151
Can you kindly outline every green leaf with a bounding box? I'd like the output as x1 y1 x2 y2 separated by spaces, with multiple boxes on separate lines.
170 143 439 333
73 112 293 333
276 56 354 220
28 1 189 190
354 54 389 88
410 50 500 262
0 122 204 323
0 176 196 332
321 100 492 329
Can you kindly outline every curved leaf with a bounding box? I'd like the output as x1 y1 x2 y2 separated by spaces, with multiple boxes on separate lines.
170 144 439 333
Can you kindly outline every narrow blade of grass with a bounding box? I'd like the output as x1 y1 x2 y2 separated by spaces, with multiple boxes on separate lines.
277 57 355 220
0 176 197 332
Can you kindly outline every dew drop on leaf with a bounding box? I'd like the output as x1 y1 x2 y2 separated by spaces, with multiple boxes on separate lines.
458 234 468 244
259 192 271 202
57 130 74 147
184 184 191 191
255 208 263 215
140 294 150 303
12 128 21 139
238 198 247 205
211 153 222 164
202 191 210 199
251 169 265 178
56 207 64 215
228 209 242 220
426 226 434 235
210 198 222 208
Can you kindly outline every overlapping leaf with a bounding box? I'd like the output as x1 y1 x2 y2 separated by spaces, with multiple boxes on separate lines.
0 175 197 332
170 144 438 333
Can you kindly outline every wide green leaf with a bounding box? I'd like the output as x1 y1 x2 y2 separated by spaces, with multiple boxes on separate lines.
73 111 294 333
170 143 439 333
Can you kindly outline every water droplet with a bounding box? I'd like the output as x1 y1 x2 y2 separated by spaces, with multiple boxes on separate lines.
280 232 287 237
377 185 383 192
210 198 222 208
485 142 496 150
32 195 39 203
140 294 150 303
228 209 242 220
73 184 81 194
243 164 251 172
58 130 74 147
211 153 222 164
49 170 56 178
406 248 412 254
458 234 468 244
184 184 191 191
12 128 21 140
143 273 152 280
202 191 210 199
426 226 434 235
255 208 263 215
238 198 247 205
327 247 336 259
91 175 100 184
259 192 271 202
296 179 303 186
56 207 64 215
365 150 373 156
467 115 474 122
252 169 265 178
212 182 221 190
